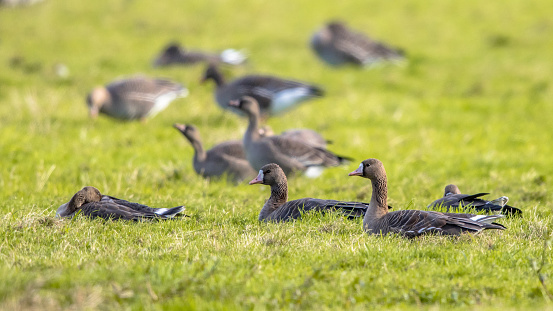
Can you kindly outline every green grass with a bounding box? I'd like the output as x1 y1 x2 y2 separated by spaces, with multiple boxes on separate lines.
1 0 553 309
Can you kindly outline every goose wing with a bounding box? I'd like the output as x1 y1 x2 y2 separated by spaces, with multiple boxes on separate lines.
268 136 345 167
79 201 164 221
384 210 503 237
269 198 368 221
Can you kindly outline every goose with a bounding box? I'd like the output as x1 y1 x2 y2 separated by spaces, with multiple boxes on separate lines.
249 163 367 221
428 184 522 216
86 76 188 121
201 64 324 118
229 96 350 177
56 186 185 220
152 42 247 67
311 21 404 67
348 159 505 237
173 123 256 182
258 125 330 149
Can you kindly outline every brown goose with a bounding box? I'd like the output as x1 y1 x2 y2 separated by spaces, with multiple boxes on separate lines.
173 123 255 182
229 96 350 177
428 184 522 216
311 21 404 67
258 125 330 149
201 64 324 118
56 187 185 220
152 42 247 67
249 163 367 221
348 159 505 237
86 77 188 120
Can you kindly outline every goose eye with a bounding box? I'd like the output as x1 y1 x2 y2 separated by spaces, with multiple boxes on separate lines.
265 169 271 174
365 163 370 167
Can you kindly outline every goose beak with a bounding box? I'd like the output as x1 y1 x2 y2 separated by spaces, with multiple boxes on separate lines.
228 99 240 107
348 164 363 176
249 170 264 185
173 123 186 132
89 107 99 119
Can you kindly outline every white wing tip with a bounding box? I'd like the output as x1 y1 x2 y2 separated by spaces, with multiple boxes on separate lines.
154 208 170 215
470 214 505 223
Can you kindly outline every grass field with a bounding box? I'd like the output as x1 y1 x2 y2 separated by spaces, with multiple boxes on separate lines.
1 0 553 309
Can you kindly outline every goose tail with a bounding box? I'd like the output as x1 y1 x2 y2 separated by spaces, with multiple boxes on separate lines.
154 206 186 218
309 85 325 97
470 214 506 230
501 204 523 217
336 154 353 164
220 49 248 65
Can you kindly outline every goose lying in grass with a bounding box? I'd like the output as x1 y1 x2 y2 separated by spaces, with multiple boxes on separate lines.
311 21 405 67
173 123 255 182
86 76 188 121
229 96 350 177
249 163 368 222
56 187 185 221
152 42 247 67
201 64 324 118
348 159 505 237
428 184 522 216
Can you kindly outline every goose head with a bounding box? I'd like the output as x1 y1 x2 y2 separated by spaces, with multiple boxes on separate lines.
173 123 201 145
348 158 386 180
228 96 261 118
153 42 185 67
86 87 110 118
249 163 287 186
444 184 461 196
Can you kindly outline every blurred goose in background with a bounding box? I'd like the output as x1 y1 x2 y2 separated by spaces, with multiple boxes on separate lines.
311 21 405 67
152 42 247 67
348 159 505 237
201 64 324 118
56 186 185 220
250 163 367 221
229 96 350 177
428 184 522 216
0 0 44 6
86 76 188 121
173 123 255 182
258 125 331 149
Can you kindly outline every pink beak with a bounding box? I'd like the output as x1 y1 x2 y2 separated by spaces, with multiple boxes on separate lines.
89 107 99 119
173 123 186 132
228 99 240 107
348 165 363 176
249 171 264 185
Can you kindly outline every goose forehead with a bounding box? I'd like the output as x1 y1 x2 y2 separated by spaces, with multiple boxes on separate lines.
358 163 363 170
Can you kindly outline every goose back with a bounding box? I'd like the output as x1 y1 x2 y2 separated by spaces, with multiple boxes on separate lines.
311 21 404 67
88 77 187 120
204 65 323 118
428 185 522 216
